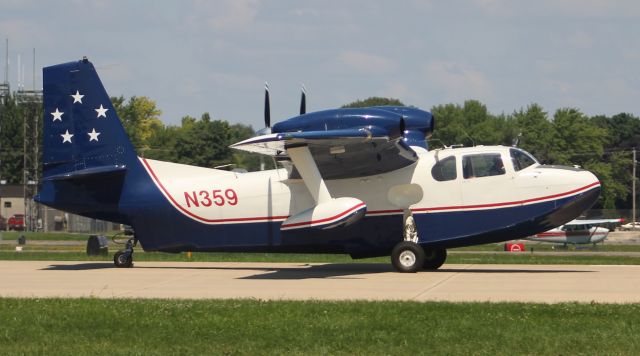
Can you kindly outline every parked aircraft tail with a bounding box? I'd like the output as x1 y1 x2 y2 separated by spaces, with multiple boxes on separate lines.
36 58 141 223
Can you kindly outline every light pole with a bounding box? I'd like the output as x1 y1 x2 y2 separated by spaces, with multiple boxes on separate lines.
634 148 637 226
0 179 5 239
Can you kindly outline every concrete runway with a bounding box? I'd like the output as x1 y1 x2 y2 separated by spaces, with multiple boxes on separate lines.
2 261 640 303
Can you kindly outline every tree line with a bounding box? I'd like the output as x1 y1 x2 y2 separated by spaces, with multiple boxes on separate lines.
0 93 638 210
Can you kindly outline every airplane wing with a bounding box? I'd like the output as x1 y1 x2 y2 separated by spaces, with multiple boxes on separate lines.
231 130 418 179
565 218 623 225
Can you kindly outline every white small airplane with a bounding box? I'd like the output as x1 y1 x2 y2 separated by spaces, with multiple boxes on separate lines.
525 218 623 246
35 58 602 272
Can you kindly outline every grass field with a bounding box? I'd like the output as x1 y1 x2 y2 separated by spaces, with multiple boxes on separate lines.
2 231 640 265
0 231 115 241
0 298 638 355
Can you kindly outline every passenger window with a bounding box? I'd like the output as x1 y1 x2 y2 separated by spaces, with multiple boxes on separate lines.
462 154 505 179
510 148 537 171
431 156 457 181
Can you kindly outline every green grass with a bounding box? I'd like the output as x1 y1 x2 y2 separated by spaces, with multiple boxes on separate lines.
0 231 113 241
2 232 640 265
0 298 638 355
454 242 640 252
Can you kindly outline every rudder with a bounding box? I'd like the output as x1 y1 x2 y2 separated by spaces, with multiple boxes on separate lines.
42 57 138 179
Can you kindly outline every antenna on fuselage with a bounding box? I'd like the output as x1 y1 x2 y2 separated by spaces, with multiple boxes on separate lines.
512 132 523 147
462 130 476 147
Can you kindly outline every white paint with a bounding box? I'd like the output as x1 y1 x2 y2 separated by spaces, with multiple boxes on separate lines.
140 145 600 228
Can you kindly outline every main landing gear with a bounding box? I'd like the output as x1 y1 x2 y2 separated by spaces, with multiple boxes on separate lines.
391 241 447 273
113 237 138 268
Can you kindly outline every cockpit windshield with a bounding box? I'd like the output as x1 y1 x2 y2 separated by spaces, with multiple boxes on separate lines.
510 148 538 171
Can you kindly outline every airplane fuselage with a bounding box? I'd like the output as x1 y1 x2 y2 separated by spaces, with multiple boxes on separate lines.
91 145 602 257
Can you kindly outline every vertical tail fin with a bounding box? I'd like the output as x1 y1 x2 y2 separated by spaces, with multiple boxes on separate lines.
42 57 137 179
37 58 140 223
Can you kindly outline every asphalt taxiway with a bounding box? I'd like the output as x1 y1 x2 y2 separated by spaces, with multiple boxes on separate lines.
2 261 639 303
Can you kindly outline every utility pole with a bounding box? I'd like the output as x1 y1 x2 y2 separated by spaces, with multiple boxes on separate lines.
633 148 637 226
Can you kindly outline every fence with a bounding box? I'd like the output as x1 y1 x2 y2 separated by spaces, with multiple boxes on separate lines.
39 205 120 233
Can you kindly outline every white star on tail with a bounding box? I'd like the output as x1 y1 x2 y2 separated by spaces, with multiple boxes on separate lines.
95 104 108 118
51 108 64 122
61 130 74 143
71 90 84 104
88 128 101 142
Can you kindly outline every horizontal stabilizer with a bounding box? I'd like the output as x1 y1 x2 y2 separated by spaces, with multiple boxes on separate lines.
43 165 127 181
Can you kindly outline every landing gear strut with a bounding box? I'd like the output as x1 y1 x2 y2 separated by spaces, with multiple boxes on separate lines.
113 237 137 268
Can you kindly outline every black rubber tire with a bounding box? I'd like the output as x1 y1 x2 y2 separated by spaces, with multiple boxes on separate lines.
113 250 133 268
422 247 447 270
391 241 425 273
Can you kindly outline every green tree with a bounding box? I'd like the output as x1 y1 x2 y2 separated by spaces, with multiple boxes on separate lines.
111 96 163 149
143 125 179 162
591 113 639 209
431 100 514 148
174 113 232 168
551 108 607 165
228 123 262 171
512 104 556 163
341 97 404 108
0 95 24 183
430 103 465 147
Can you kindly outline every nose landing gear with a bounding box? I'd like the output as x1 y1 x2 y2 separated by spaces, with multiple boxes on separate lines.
113 237 137 268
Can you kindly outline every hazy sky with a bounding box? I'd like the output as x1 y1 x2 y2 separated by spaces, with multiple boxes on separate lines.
1 0 639 128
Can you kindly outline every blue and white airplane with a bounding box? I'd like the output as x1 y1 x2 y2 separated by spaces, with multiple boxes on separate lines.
36 58 601 272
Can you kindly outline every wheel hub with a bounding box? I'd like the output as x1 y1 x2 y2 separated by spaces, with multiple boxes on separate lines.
399 250 416 267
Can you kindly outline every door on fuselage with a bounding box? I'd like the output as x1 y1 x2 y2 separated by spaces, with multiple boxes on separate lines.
459 152 515 235
460 152 513 204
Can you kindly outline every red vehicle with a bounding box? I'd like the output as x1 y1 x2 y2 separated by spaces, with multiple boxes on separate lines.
8 214 25 231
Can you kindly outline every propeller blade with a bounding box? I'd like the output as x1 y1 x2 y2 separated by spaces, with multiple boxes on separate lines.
264 82 270 128
300 84 306 115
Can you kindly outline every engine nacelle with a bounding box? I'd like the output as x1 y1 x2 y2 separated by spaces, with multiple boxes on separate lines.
280 197 366 231
272 106 434 149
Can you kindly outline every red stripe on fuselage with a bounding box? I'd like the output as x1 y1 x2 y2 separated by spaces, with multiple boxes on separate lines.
141 158 600 224
281 203 366 229
411 181 600 213
141 158 289 223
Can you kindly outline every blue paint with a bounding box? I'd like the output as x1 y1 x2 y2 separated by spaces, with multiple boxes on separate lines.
272 105 434 149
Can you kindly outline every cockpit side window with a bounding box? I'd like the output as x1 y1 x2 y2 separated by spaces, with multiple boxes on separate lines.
510 148 537 171
462 153 505 179
431 156 457 181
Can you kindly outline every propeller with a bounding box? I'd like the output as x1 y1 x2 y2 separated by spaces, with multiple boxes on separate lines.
300 84 306 115
264 82 271 129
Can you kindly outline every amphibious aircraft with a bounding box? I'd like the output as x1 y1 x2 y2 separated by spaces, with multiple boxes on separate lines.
525 218 622 247
36 58 601 272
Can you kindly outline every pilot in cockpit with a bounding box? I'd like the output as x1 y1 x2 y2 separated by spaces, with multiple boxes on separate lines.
488 156 505 176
